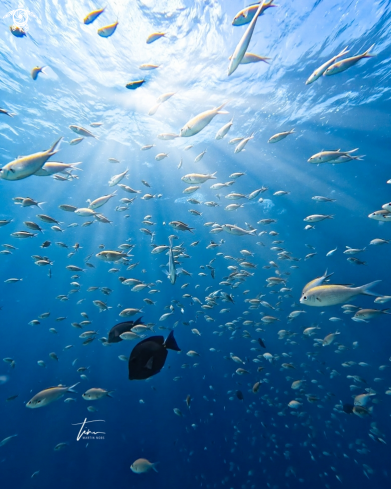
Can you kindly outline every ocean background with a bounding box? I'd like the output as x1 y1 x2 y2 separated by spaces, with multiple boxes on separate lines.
0 0 391 488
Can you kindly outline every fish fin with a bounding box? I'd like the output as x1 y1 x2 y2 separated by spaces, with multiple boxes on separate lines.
164 330 181 351
249 229 257 235
316 297 321 302
10 168 15 173
323 269 334 280
359 280 382 297
349 154 365 161
217 110 229 114
48 137 63 156
337 46 350 58
106 390 115 398
145 357 154 370
216 101 228 112
211 171 218 179
152 462 159 472
176 267 184 276
67 382 80 393
363 44 375 58
346 148 358 154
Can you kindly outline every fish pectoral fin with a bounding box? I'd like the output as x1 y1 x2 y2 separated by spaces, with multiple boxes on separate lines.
316 297 321 302
145 357 154 370
10 168 15 173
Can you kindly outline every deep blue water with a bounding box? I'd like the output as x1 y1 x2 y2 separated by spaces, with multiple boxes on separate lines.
0 1 391 488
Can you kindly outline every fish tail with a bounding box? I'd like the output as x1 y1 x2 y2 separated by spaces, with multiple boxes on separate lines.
216 101 228 112
152 462 159 473
37 202 46 209
211 171 218 179
48 137 63 156
359 280 382 297
107 391 115 398
349 154 365 161
362 43 376 58
382 308 391 314
323 269 334 280
164 330 181 351
337 46 350 58
249 229 257 235
71 162 83 170
346 148 359 154
68 382 80 393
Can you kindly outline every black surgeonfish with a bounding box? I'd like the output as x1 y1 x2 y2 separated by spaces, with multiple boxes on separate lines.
128 330 181 380
108 316 144 343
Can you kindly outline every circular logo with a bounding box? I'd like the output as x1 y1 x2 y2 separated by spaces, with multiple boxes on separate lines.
13 8 29 28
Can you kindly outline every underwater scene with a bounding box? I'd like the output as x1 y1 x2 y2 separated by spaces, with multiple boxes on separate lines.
0 0 391 488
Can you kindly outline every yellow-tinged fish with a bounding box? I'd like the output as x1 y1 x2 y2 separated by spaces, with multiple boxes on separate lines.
27 383 79 408
146 32 165 44
228 53 271 64
180 103 228 137
31 66 46 80
10 26 26 37
139 64 159 70
82 388 114 400
96 250 128 262
306 46 349 84
69 125 97 138
34 161 82 176
84 7 105 25
324 44 375 76
228 1 266 76
0 137 62 181
232 0 276 26
301 270 334 297
97 21 118 38
126 80 145 90
268 129 295 143
131 458 159 473
300 281 381 307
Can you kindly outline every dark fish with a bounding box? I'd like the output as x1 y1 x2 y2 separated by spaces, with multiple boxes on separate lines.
128 330 181 380
343 403 354 414
41 241 51 248
6 395 18 402
236 390 244 400
108 317 144 343
257 338 266 348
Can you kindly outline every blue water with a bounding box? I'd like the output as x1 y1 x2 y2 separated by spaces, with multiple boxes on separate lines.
1 0 391 488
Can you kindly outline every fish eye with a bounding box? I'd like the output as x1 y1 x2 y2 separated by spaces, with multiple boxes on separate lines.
303 296 307 300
